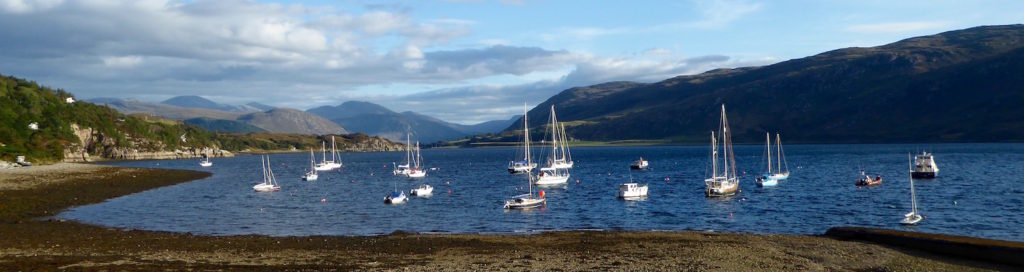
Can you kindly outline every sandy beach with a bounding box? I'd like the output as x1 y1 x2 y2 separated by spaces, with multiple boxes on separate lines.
0 164 1015 271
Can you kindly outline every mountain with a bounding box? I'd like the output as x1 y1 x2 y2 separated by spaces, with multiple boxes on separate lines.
161 95 261 112
504 24 1024 143
237 108 348 135
246 102 276 111
90 98 344 135
450 116 519 135
184 117 267 133
308 101 514 143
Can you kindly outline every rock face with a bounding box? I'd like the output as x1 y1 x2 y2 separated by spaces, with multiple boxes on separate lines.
339 134 405 152
63 123 234 162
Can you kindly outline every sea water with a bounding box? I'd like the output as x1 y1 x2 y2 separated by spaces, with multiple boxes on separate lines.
58 144 1024 241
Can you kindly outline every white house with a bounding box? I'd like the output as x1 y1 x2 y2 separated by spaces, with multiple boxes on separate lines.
28 122 39 130
65 97 75 103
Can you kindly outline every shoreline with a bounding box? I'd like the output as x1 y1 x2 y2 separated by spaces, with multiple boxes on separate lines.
0 164 1017 270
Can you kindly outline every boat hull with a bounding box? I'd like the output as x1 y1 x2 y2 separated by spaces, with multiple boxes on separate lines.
755 177 778 187
900 213 923 225
303 174 318 181
504 197 545 209
410 185 433 196
911 171 936 179
618 183 649 198
407 170 426 178
385 193 407 204
535 174 569 185
252 184 280 192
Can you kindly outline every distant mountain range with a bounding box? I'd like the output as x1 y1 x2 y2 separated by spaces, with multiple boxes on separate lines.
91 97 345 135
504 24 1024 143
308 101 517 143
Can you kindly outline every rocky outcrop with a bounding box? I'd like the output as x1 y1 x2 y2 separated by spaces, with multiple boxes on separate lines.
63 123 234 162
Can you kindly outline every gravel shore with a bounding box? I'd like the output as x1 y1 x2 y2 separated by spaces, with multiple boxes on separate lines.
0 164 1013 271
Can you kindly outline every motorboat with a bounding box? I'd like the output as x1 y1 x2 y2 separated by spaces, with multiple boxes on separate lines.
856 171 881 187
630 157 648 170
618 183 649 199
410 184 433 196
911 151 938 179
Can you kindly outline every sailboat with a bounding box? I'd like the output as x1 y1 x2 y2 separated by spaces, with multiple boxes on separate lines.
303 148 318 181
504 123 546 209
508 103 537 174
536 106 570 185
407 141 426 178
901 154 924 225
385 179 407 204
705 104 740 197
548 106 573 169
327 136 343 169
252 155 281 192
756 132 789 187
314 141 333 171
393 134 412 176
199 155 212 167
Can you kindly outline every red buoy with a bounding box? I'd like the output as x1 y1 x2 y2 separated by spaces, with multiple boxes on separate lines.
539 190 546 198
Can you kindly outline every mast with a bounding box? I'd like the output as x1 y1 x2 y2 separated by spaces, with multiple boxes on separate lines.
524 103 534 196
309 148 315 171
414 141 422 169
766 132 771 175
720 105 729 181
776 133 783 174
561 123 571 164
909 154 917 215
321 141 326 164
549 105 558 165
261 155 267 185
711 131 717 179
405 133 411 166
331 136 338 163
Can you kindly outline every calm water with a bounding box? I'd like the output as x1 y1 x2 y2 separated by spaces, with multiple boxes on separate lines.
59 144 1024 241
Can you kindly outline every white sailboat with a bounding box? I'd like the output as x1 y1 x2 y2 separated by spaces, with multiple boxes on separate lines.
385 180 407 204
705 104 740 197
327 136 343 169
314 141 333 171
504 125 545 209
407 141 426 178
253 155 281 192
536 106 570 185
548 106 573 169
393 134 412 176
508 103 537 174
199 155 212 167
303 148 318 181
901 154 924 225
756 132 789 187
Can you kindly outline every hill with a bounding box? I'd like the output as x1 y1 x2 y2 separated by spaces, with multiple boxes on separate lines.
502 24 1024 143
184 117 267 133
237 108 348 135
308 101 514 143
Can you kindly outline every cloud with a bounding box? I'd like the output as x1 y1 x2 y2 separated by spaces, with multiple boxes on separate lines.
686 0 762 28
845 21 951 34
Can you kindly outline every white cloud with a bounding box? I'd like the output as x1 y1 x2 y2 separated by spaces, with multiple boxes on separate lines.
102 55 143 68
846 21 951 34
686 0 762 28
0 0 63 14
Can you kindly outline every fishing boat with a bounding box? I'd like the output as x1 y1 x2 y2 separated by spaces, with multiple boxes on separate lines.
326 136 343 169
393 134 412 176
547 106 573 169
535 106 570 185
855 171 881 187
911 151 938 179
630 157 648 170
407 141 426 178
314 141 333 171
410 184 433 196
252 155 281 192
901 154 924 225
199 155 212 167
755 132 789 187
303 148 318 181
508 103 537 174
385 180 407 204
705 104 740 197
618 171 648 199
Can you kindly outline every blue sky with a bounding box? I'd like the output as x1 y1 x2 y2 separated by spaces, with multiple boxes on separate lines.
0 0 1021 123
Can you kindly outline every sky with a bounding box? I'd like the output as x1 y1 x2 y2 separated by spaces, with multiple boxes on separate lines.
1 0 1022 124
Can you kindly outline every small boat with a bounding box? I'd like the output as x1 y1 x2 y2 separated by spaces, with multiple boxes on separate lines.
407 141 426 179
901 154 924 225
755 132 788 187
618 183 649 199
385 179 407 204
384 191 407 204
536 167 569 185
618 171 648 199
629 157 648 170
253 155 281 192
911 151 938 179
314 141 333 171
393 134 413 176
199 155 212 167
547 106 573 170
327 136 343 169
410 184 433 196
855 171 881 187
508 103 537 174
705 104 740 197
303 148 318 181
